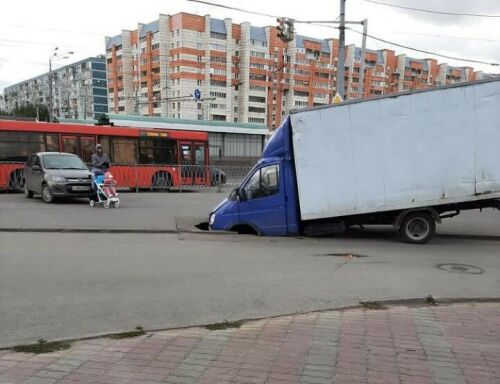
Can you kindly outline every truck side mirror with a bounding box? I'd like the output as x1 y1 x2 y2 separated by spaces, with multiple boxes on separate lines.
238 188 247 201
32 165 41 172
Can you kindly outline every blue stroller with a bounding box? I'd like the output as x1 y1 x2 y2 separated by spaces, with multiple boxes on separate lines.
89 168 120 208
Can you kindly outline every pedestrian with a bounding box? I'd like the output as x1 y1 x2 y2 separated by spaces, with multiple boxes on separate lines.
91 144 110 172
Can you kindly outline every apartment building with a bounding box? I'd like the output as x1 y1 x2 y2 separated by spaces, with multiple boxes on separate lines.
4 57 108 120
106 12 480 129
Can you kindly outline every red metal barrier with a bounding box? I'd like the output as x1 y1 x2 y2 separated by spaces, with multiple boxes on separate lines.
0 163 25 190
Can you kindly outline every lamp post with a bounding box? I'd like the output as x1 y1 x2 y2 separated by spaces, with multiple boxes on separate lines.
48 47 74 122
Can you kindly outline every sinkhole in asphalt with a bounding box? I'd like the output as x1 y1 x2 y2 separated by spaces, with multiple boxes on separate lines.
196 222 210 231
436 263 484 275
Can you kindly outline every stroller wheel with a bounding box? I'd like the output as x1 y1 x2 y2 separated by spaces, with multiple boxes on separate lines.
89 200 95 207
113 200 120 208
104 200 110 209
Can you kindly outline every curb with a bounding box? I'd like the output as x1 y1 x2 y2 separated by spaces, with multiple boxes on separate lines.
1 296 499 351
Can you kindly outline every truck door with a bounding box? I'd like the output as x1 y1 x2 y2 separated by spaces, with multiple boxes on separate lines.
238 163 287 235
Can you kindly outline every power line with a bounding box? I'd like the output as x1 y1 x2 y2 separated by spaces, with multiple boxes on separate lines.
186 0 499 67
187 0 341 25
347 28 500 66
362 0 500 18
390 32 500 44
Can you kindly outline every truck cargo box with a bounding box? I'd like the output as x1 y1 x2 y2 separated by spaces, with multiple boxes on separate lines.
290 79 500 221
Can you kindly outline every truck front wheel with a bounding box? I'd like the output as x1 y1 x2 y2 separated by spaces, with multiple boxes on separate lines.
399 212 436 244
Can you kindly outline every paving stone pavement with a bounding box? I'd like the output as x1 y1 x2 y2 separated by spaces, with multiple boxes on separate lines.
0 303 498 384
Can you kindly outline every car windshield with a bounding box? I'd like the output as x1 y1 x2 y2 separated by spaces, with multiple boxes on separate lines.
43 155 87 170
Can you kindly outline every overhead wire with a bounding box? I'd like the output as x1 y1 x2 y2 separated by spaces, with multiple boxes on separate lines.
361 0 500 18
188 0 499 67
347 27 500 66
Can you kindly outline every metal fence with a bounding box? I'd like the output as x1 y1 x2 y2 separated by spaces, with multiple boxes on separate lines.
0 162 253 193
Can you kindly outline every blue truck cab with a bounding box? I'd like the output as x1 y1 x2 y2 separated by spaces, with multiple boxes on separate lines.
209 117 300 236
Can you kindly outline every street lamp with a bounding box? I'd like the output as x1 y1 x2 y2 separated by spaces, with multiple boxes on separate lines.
49 47 74 122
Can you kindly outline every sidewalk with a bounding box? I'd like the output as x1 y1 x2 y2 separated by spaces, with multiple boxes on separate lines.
0 303 499 384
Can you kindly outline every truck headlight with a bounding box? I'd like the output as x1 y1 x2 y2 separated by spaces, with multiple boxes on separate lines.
50 175 66 182
209 213 216 226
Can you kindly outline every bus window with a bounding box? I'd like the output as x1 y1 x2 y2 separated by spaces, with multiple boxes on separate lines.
112 138 137 164
61 136 78 155
0 132 46 161
181 144 192 165
97 136 111 161
195 144 205 165
45 134 59 152
81 137 96 163
139 137 177 164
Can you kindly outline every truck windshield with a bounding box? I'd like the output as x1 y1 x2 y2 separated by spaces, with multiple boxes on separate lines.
43 155 87 170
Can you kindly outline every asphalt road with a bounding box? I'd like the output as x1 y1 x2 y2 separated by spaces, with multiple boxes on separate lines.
1 230 499 348
0 192 499 237
0 193 499 347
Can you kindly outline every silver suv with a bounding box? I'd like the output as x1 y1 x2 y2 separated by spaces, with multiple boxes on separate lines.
23 152 92 203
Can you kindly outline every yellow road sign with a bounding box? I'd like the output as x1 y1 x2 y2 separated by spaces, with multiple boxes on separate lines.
332 93 343 104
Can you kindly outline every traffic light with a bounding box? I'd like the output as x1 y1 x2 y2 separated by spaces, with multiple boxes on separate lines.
277 17 294 43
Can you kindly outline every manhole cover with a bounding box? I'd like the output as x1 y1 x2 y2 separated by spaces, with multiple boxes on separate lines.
436 263 484 275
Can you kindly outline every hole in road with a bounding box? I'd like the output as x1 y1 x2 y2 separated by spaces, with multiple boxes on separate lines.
196 222 209 231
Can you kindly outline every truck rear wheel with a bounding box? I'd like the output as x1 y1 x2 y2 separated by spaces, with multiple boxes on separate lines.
399 212 435 244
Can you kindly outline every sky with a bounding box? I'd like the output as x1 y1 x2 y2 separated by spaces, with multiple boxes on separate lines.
1 0 499 92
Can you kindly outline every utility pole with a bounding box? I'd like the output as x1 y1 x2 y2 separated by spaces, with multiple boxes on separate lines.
358 19 368 99
337 0 346 100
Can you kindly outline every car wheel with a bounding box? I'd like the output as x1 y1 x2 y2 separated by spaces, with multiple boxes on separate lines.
41 185 54 203
24 183 34 198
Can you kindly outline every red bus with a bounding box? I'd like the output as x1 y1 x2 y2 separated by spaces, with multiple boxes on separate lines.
0 119 215 190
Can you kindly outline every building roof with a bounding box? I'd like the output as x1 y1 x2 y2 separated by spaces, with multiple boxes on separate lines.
250 26 267 41
210 18 227 35
4 57 106 92
105 114 268 135
405 57 429 71
106 35 122 50
140 20 159 37
296 35 330 53
354 47 384 65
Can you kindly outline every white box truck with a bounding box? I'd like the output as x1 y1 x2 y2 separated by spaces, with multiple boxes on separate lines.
209 79 500 243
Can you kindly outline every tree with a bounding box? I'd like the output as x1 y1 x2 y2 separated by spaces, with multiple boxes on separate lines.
11 103 49 121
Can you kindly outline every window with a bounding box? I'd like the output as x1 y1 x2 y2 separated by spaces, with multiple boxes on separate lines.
209 43 226 51
210 32 226 40
210 91 226 98
249 96 265 103
250 51 266 58
112 138 137 164
210 79 226 87
248 106 266 113
151 43 160 50
210 56 226 64
243 164 279 200
248 117 265 124
249 74 266 81
0 132 49 161
212 68 226 76
195 144 205 165
139 137 177 164
250 85 266 92
197 80 203 86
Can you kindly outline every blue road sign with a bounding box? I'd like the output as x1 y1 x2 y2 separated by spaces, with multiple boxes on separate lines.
194 89 201 101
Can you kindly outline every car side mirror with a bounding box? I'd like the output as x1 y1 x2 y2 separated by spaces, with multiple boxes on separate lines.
32 165 41 172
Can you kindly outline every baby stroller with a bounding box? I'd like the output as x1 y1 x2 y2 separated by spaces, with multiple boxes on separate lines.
89 167 120 208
